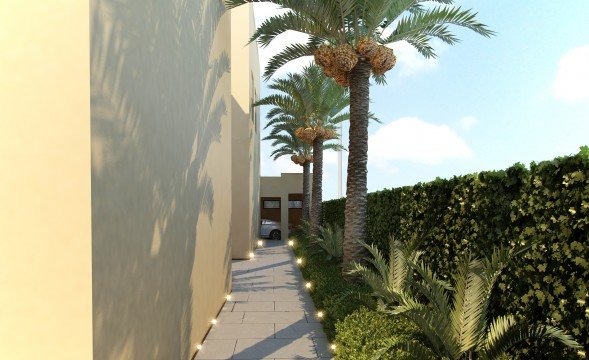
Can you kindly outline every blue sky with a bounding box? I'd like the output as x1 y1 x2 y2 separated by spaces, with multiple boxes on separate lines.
254 1 589 201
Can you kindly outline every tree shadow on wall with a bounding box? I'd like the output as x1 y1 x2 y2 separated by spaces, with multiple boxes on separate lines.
90 0 230 359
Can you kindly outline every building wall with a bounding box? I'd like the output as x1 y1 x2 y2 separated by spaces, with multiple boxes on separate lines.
1 1 254 359
90 0 233 358
0 1 93 359
260 173 308 239
231 4 261 260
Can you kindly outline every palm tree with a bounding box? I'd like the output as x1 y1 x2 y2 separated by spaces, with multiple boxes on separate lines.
255 65 348 236
225 0 495 270
263 126 313 220
357 245 581 359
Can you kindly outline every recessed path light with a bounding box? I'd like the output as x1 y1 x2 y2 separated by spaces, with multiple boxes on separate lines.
211 318 218 325
257 240 264 247
226 294 232 301
288 240 294 247
316 311 324 319
249 252 255 259
296 258 303 265
330 344 337 351
305 282 312 290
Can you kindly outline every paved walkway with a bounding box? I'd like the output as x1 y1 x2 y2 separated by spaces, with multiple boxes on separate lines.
195 241 332 359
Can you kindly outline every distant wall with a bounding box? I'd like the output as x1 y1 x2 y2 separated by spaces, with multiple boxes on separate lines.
231 4 261 259
261 173 306 239
90 0 232 358
0 1 93 359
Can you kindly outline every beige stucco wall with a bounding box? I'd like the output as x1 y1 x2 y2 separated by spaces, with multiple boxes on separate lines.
0 1 259 359
231 4 261 259
90 0 232 359
260 173 308 239
0 1 93 359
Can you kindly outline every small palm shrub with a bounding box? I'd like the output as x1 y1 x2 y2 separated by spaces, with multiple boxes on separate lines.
334 307 419 360
314 223 344 260
349 237 423 305
370 247 581 359
296 220 312 241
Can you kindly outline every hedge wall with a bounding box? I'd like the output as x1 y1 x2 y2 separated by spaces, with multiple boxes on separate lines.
323 153 589 358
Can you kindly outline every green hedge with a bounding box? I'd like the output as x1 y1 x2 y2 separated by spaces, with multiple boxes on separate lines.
323 153 589 358
335 307 420 360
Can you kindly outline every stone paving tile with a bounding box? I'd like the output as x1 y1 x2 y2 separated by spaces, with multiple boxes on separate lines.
233 337 317 359
275 322 326 339
206 323 275 340
243 311 306 324
194 339 236 359
233 301 275 312
195 241 333 359
221 302 235 312
228 292 249 302
217 311 245 324
274 301 314 312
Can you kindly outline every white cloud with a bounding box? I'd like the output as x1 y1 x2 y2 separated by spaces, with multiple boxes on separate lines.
388 40 446 77
369 117 472 166
260 150 302 176
253 3 289 25
458 116 479 131
554 44 589 102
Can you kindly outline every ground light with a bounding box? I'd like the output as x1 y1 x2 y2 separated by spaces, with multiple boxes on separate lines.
226 294 232 301
288 240 294 247
305 282 312 290
296 258 303 265
316 311 324 319
257 240 264 247
211 319 218 325
330 344 337 351
249 252 255 259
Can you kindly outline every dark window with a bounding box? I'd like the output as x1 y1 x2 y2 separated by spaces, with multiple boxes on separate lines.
263 200 280 209
288 200 303 209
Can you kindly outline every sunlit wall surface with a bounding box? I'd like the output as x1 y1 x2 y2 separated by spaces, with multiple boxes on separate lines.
0 0 258 358
231 4 261 259
0 1 93 359
90 0 233 358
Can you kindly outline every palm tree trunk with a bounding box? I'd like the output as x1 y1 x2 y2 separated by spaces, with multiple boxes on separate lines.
310 137 323 237
343 60 371 272
302 161 311 221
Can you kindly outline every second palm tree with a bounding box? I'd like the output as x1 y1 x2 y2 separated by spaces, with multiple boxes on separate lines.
256 65 348 236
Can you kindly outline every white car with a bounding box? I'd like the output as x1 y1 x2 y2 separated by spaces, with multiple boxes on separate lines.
260 219 281 240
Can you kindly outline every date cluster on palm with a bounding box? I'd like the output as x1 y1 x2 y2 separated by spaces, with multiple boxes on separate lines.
294 126 337 144
290 154 313 165
314 38 397 86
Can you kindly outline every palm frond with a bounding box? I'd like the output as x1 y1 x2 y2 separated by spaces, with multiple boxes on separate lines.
480 318 581 360
252 12 331 48
315 223 344 259
373 339 437 360
382 6 495 58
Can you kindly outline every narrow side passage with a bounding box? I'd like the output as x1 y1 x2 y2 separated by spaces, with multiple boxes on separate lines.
195 241 332 359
